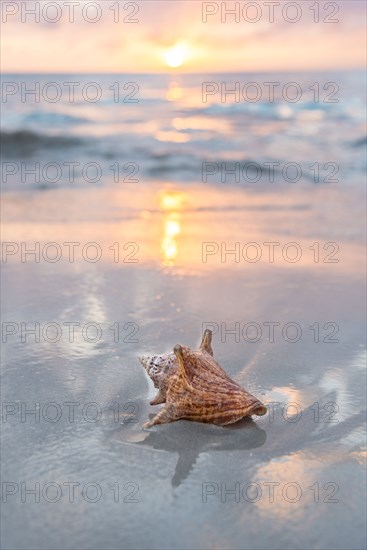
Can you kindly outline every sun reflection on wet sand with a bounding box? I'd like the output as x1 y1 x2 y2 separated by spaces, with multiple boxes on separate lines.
253 453 316 520
159 190 185 266
1 183 365 278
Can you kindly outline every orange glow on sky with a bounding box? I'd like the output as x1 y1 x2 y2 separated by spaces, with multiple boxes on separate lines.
1 1 366 73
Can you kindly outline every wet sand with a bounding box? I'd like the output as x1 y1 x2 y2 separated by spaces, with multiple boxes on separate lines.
1 180 366 549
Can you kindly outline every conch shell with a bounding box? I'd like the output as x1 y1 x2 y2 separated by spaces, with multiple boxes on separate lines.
139 329 267 428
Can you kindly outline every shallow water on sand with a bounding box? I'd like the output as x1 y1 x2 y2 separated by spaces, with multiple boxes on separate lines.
1 178 366 549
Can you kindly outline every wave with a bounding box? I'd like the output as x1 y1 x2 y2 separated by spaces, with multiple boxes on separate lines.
23 111 90 126
352 136 367 148
0 130 83 157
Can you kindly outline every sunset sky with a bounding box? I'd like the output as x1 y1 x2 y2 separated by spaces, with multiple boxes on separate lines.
1 0 366 73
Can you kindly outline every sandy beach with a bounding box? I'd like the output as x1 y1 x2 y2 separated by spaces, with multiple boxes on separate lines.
1 175 366 549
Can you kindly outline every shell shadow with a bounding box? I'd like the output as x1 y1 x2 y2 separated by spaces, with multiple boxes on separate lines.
137 417 266 487
108 392 365 488
108 403 266 488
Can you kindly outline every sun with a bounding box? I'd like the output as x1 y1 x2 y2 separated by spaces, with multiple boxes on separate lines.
164 43 188 69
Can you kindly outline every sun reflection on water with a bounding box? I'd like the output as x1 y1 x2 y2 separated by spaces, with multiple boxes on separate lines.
166 82 184 102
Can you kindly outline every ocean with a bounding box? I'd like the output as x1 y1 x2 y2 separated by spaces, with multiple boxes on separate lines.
1 71 366 187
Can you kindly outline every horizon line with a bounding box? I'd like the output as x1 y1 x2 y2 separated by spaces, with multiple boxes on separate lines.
1 67 365 76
